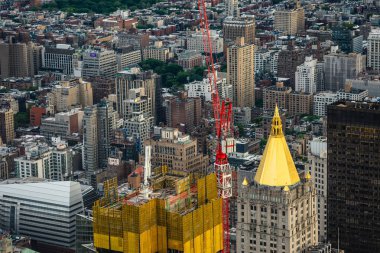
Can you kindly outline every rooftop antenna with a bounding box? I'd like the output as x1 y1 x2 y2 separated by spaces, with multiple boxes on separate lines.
142 145 152 198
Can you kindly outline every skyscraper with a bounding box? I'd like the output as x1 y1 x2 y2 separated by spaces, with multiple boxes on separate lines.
0 109 15 144
223 16 256 46
115 68 158 123
274 0 305 36
83 106 98 173
323 46 366 91
277 41 306 89
227 37 255 108
295 56 317 94
327 101 380 253
82 48 117 79
42 44 75 75
367 30 380 73
236 106 318 253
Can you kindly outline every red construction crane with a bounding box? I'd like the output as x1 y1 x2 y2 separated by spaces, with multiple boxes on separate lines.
197 1 233 252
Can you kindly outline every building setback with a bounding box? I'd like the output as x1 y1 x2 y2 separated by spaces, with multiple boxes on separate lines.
327 101 380 253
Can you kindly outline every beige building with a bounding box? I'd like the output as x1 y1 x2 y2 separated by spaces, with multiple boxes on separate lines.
142 41 172 62
227 37 255 108
0 39 43 79
264 82 313 115
236 108 318 253
0 109 15 144
48 79 93 112
274 0 305 36
223 16 256 46
145 127 209 179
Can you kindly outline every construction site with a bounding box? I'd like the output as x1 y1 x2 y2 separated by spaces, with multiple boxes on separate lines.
92 167 223 253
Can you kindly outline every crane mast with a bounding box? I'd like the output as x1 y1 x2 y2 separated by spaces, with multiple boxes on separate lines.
197 1 233 252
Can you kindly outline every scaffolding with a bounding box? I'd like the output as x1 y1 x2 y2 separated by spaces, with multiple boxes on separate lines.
93 174 223 253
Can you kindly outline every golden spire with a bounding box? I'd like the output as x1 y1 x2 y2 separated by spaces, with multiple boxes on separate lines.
305 171 311 180
254 106 300 187
242 177 249 186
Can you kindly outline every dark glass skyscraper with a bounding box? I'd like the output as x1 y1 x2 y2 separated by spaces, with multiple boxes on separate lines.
327 101 380 253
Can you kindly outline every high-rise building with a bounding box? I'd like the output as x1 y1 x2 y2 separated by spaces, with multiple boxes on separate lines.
277 42 306 89
116 46 142 71
263 82 313 116
96 99 118 168
115 68 158 123
295 56 317 94
42 44 75 75
0 180 84 251
164 91 202 133
145 127 209 177
83 106 98 173
227 37 255 108
83 100 118 173
274 0 305 35
0 109 15 144
15 141 73 181
367 30 380 73
82 48 117 79
307 137 327 242
332 25 363 54
323 46 366 91
223 17 256 46
225 0 239 17
48 79 93 112
327 101 380 253
236 107 318 253
0 38 42 78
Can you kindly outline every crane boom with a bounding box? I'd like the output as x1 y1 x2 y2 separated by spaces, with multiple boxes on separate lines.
197 1 233 252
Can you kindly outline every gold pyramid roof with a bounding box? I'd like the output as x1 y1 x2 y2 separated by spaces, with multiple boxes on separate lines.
242 177 249 186
254 106 300 187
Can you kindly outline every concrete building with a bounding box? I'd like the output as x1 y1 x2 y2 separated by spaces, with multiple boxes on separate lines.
348 75 380 97
277 42 306 89
367 30 380 73
145 127 209 177
185 78 212 101
0 39 42 79
0 109 15 144
83 106 98 174
264 82 313 115
323 46 366 91
227 37 255 107
115 68 157 123
254 48 279 75
116 46 142 71
0 180 84 251
142 41 172 62
40 108 84 139
313 92 338 116
177 50 203 70
164 92 202 133
337 82 368 101
122 87 153 122
42 44 75 75
307 137 327 242
0 157 8 180
236 107 318 253
327 101 380 253
225 0 239 17
233 107 251 126
274 0 305 35
332 25 363 54
48 79 93 112
124 114 153 151
82 48 117 79
187 30 224 54
223 17 256 46
15 142 72 181
295 56 317 94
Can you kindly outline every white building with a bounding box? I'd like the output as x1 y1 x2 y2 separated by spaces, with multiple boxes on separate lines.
142 41 173 62
42 44 75 75
15 142 72 181
313 92 338 116
187 30 224 54
307 137 327 242
295 56 317 94
185 79 212 101
0 180 83 249
367 31 380 73
124 114 153 151
254 49 279 75
82 48 117 78
337 85 368 101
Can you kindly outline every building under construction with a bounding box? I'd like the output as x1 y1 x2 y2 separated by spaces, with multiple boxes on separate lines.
92 168 223 253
